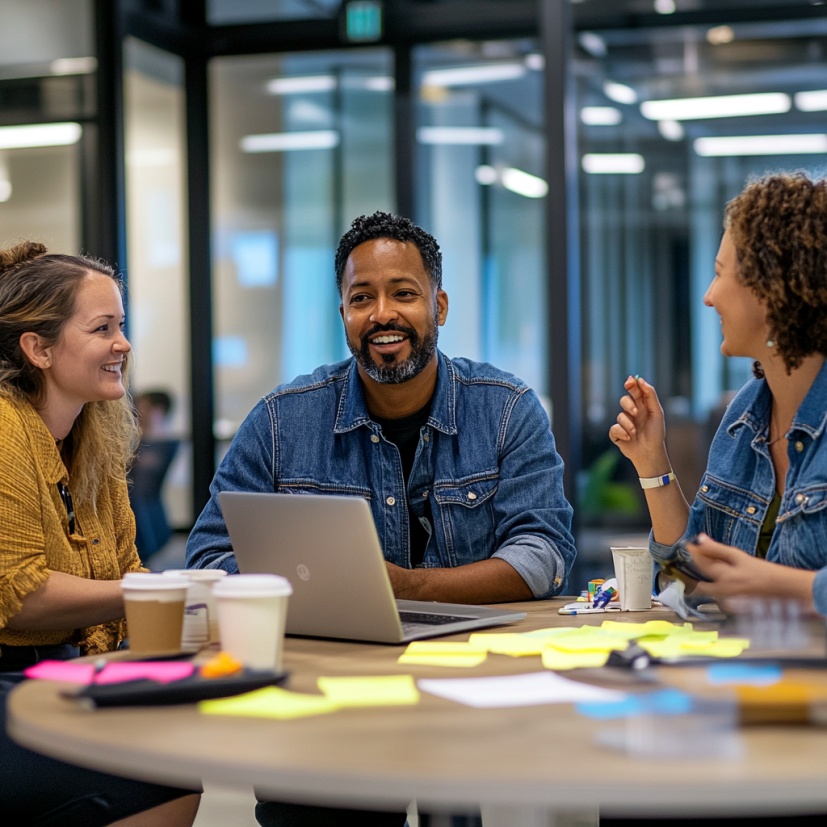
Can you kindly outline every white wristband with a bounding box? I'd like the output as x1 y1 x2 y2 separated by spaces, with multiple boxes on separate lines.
639 471 675 489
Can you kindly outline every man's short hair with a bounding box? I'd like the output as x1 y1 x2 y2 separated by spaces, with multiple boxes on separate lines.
334 211 443 295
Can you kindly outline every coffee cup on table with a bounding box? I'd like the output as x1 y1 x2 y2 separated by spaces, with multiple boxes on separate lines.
610 547 654 611
213 574 292 671
122 572 189 655
162 568 227 651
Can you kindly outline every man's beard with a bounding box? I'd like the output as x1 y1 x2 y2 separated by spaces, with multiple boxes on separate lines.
348 313 439 385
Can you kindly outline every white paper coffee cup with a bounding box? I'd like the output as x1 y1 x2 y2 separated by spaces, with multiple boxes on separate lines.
122 572 189 654
610 547 654 611
213 574 292 670
162 568 227 651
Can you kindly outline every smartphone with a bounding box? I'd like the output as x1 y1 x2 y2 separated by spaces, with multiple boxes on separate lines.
661 545 713 583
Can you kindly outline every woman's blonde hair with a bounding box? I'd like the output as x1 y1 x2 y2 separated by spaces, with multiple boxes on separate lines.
0 241 139 507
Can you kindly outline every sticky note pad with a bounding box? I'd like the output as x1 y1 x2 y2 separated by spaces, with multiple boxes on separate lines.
317 675 420 706
398 641 487 667
200 686 339 719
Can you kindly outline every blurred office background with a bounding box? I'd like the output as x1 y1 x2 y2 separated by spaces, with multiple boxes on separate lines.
2 0 826 584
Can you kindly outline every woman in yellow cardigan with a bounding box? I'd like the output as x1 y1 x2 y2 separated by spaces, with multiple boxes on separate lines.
0 242 200 825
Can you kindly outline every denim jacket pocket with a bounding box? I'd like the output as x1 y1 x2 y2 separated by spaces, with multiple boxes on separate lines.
276 480 373 500
696 473 767 546
432 473 499 566
778 484 827 522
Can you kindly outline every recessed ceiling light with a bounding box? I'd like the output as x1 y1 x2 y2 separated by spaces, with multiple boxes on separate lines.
582 153 645 174
707 26 735 45
0 122 82 149
239 131 340 152
417 127 504 145
581 107 622 126
603 81 637 105
423 63 526 88
501 167 548 198
795 90 827 112
266 76 336 95
658 120 685 141
641 92 791 121
694 134 827 156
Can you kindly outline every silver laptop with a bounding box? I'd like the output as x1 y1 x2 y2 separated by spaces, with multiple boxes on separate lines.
217 491 526 644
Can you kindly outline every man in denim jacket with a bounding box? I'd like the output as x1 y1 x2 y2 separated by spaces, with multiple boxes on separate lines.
187 212 575 605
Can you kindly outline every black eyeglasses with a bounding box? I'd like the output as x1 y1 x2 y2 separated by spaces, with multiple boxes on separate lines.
58 482 75 535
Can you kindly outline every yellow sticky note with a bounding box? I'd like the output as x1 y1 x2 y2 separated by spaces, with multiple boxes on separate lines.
641 637 749 660
317 674 420 706
600 620 695 639
199 686 339 719
397 641 487 667
545 632 629 653
467 633 545 656
541 648 608 670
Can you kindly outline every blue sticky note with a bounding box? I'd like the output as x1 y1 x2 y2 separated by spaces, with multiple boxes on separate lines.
705 663 782 685
577 688 693 720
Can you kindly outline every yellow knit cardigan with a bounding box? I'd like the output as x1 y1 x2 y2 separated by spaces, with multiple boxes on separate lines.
0 395 144 654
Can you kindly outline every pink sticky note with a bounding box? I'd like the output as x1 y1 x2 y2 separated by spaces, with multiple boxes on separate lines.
24 661 96 684
24 660 195 685
97 662 194 684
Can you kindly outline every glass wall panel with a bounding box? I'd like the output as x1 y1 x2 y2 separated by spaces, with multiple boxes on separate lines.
124 38 191 536
414 40 548 403
210 49 393 437
0 0 90 262
574 9 827 554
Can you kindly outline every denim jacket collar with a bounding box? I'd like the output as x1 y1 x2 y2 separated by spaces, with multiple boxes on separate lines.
726 358 827 442
334 350 458 436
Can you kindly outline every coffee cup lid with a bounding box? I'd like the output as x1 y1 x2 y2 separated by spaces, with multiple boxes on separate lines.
213 573 292 598
122 572 189 590
161 568 228 581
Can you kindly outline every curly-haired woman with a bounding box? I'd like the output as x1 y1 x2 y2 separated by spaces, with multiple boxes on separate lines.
610 172 827 616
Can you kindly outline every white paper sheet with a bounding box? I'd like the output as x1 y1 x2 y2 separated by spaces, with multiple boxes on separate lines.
418 671 626 708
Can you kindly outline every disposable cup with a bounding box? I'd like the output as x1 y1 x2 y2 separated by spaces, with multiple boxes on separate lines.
610 547 654 611
122 572 189 654
213 574 292 670
162 569 227 651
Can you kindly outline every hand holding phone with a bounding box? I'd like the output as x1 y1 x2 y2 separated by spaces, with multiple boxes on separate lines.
660 544 713 584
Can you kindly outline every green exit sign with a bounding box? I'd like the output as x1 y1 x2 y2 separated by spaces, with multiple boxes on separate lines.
342 0 383 43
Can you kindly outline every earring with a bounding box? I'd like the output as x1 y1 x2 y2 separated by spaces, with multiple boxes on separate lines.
766 339 775 348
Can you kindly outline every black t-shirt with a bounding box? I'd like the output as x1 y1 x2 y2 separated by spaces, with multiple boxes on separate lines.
373 402 433 568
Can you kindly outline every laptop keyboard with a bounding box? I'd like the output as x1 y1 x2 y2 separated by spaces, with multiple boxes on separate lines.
399 610 468 627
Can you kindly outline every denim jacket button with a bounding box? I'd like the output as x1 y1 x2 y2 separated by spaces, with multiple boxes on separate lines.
423 433 430 443
386 496 396 506
422 490 429 498
467 492 477 501
796 493 806 504
795 441 804 453
746 506 756 515
370 434 380 444
701 485 709 493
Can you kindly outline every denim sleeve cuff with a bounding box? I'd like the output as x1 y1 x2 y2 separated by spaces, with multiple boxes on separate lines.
812 567 827 618
494 537 565 599
648 528 682 564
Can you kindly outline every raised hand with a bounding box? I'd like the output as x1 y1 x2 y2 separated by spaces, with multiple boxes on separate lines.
608 375 670 476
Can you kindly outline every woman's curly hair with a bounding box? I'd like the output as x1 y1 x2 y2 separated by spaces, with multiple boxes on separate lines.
0 241 139 508
724 172 827 374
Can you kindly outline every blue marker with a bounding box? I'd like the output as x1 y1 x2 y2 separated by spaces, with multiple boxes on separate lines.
593 586 617 609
